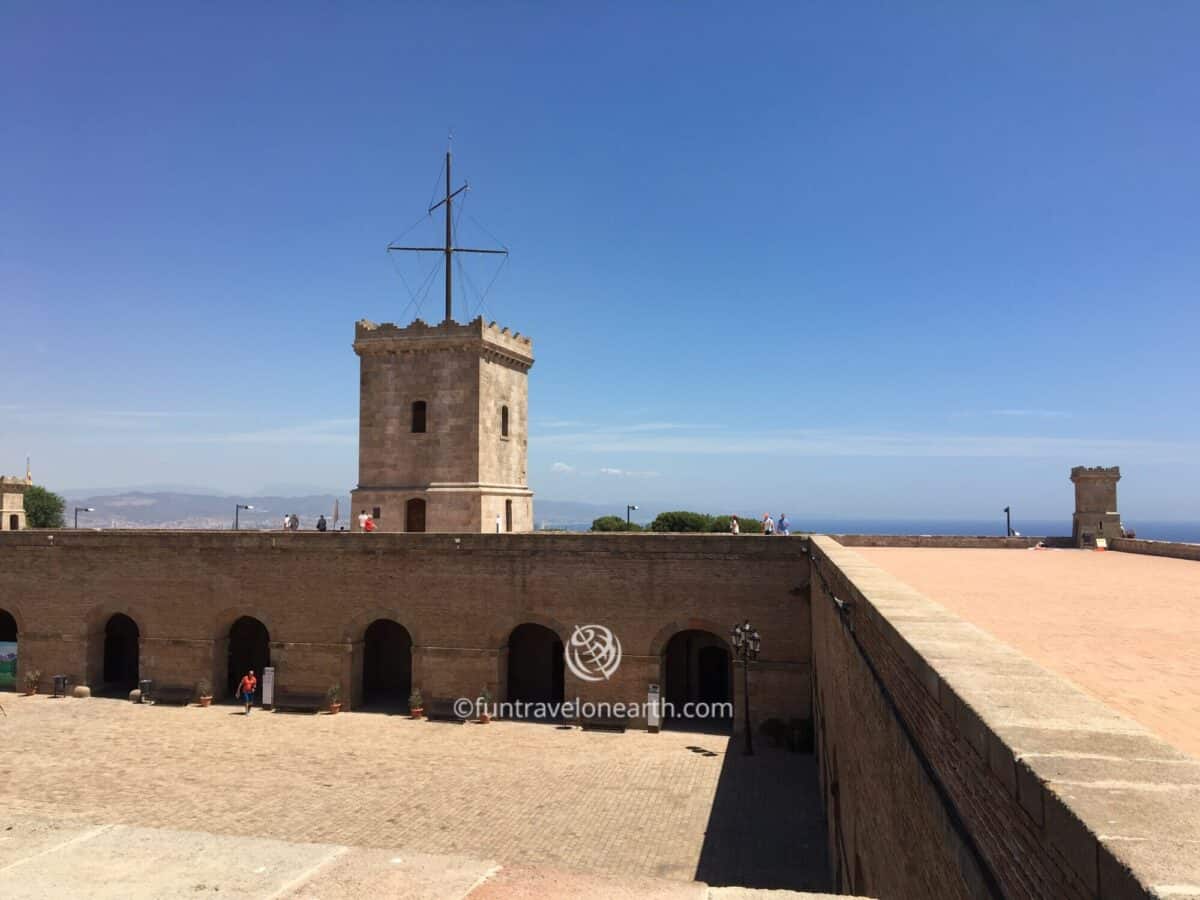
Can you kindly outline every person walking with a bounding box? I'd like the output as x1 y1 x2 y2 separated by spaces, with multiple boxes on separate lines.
288 513 299 531
282 514 291 531
495 513 502 533
778 513 790 536
357 509 369 531
316 514 327 532
730 515 740 535
238 669 257 715
363 514 377 533
763 514 775 535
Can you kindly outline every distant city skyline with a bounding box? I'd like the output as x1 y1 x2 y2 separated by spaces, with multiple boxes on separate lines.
4 6 1198 521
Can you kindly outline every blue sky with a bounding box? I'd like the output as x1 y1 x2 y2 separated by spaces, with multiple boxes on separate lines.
3 4 1198 522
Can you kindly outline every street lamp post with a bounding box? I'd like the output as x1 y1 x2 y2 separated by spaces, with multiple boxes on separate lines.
74 507 95 528
626 504 638 526
234 504 254 530
730 619 761 756
1004 506 1012 537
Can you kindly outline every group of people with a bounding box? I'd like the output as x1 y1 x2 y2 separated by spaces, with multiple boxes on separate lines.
728 513 791 535
357 510 377 532
280 514 332 531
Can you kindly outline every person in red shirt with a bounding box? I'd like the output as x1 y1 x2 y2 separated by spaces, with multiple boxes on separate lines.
363 516 377 533
238 670 257 714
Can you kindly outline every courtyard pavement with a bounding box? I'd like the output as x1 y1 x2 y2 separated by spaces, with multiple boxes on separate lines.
855 546 1200 758
0 693 829 898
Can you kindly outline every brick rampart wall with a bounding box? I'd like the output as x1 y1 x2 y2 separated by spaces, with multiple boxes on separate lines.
809 535 1200 898
1110 537 1200 562
0 531 812 730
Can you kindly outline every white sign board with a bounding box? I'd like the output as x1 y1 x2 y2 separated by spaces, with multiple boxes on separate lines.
1095 538 1107 550
647 682 661 732
263 667 275 707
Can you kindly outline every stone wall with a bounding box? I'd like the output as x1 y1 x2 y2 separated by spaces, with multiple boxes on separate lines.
809 535 1199 898
0 531 811 731
1110 537 1200 562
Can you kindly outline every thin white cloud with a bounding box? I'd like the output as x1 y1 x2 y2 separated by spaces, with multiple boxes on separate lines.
623 422 724 432
537 425 1196 463
599 467 659 478
989 409 1072 419
550 461 575 473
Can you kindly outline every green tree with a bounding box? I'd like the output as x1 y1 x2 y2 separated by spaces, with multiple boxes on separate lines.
709 515 764 534
650 511 713 533
24 485 66 528
590 515 642 532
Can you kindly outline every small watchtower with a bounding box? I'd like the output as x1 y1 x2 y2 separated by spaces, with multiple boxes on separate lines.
1 476 29 531
1070 465 1122 547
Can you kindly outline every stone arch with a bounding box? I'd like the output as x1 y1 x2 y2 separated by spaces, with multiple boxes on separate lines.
0 607 18 692
82 604 152 690
211 606 279 643
505 622 565 714
224 615 271 700
102 613 141 689
490 613 570 651
342 607 424 647
360 619 413 708
0 604 25 638
654 620 734 733
648 618 733 658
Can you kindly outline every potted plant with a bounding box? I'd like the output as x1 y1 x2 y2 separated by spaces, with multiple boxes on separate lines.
23 669 41 696
196 679 213 707
408 688 424 719
478 686 493 724
327 683 342 714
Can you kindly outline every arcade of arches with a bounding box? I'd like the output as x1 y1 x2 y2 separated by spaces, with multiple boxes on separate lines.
0 531 810 731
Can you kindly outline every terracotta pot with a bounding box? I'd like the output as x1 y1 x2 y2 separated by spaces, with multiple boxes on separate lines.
24 687 37 696
410 707 424 719
479 713 491 724
199 696 212 707
329 702 342 714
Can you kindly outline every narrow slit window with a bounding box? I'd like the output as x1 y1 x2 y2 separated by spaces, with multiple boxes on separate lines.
505 499 513 532
501 405 509 438
411 400 427 433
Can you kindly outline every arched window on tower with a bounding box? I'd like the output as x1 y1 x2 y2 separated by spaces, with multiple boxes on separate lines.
501 405 509 438
411 400 427 433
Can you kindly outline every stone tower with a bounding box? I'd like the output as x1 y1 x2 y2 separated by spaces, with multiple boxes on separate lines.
350 317 534 533
0 476 29 531
1070 465 1121 547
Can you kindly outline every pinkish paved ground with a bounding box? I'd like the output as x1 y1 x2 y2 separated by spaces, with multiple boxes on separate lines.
854 547 1200 758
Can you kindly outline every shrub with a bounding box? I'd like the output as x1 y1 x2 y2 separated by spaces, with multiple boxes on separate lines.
590 516 642 532
708 515 764 534
650 511 713 533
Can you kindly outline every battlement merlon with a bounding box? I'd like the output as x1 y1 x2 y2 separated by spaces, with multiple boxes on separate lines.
0 477 30 493
353 317 534 371
1070 465 1121 483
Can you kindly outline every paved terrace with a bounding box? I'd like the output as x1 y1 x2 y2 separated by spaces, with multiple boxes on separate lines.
0 694 830 898
854 546 1200 758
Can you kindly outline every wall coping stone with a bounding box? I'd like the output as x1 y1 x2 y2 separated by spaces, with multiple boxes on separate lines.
809 534 1200 898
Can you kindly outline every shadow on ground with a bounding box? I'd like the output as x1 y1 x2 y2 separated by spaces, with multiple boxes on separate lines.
693 743 830 892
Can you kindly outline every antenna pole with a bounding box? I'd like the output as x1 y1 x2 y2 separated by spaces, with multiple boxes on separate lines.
388 145 508 323
444 150 453 322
